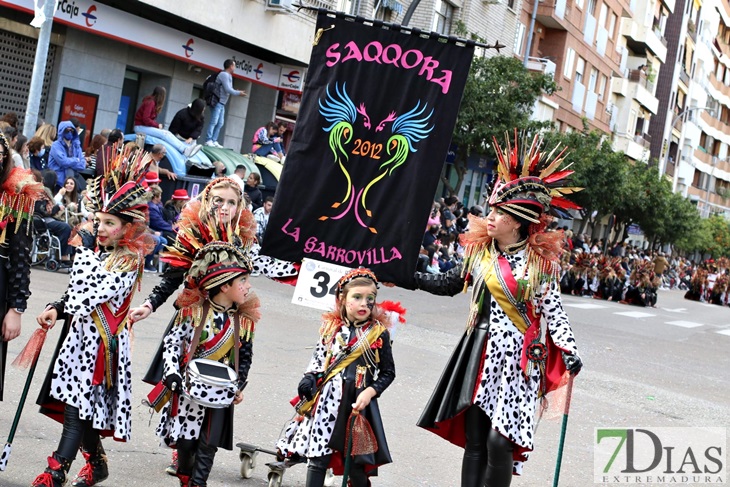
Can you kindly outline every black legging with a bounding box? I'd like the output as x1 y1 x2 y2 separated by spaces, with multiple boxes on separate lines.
462 405 514 487
177 407 226 486
307 454 369 487
57 405 101 462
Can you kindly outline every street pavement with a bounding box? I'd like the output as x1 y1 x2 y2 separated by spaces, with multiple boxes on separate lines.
1 268 728 486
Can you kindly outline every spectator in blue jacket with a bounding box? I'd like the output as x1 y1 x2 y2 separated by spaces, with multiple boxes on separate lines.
148 186 176 242
48 120 85 190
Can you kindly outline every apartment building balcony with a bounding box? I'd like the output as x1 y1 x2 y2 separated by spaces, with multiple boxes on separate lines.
694 149 730 176
689 186 730 215
687 19 697 42
715 36 730 63
535 0 569 30
678 68 690 86
526 57 557 77
611 71 659 113
612 131 650 161
701 110 727 134
672 106 684 133
709 72 730 100
620 17 668 61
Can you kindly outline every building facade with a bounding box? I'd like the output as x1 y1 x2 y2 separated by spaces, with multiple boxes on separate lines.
0 0 317 157
654 0 730 218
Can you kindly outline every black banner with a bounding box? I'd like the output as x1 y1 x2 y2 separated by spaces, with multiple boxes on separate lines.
262 12 474 288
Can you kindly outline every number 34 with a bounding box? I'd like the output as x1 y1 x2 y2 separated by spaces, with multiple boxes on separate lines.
310 271 338 298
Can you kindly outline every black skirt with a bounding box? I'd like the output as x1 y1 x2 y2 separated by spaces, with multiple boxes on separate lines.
416 319 490 448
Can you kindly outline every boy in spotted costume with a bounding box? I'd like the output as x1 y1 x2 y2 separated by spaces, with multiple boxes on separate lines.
32 145 155 487
415 133 583 487
152 239 259 487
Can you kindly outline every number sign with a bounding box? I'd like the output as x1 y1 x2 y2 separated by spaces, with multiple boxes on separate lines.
291 258 352 310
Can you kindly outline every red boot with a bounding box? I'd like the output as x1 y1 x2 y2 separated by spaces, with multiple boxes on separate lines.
31 452 72 487
176 472 190 487
70 448 109 486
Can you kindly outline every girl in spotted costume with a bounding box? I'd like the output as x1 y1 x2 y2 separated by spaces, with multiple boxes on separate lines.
32 145 155 487
276 268 404 487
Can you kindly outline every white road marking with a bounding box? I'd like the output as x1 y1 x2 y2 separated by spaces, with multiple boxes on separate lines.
662 308 687 313
665 320 703 328
564 303 609 310
717 329 730 337
614 311 656 318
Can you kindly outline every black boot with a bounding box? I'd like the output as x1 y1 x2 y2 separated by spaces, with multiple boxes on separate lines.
306 455 331 487
31 452 72 487
71 441 109 486
189 443 217 487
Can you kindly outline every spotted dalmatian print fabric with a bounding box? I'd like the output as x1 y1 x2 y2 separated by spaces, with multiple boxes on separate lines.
275 326 351 459
473 249 578 474
50 247 138 441
156 311 236 445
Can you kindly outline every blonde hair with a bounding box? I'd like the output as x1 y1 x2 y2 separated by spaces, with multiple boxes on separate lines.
35 123 57 146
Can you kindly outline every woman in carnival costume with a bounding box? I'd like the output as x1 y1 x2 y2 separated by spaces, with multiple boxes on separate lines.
276 268 405 487
414 134 583 487
153 237 260 487
32 146 155 487
0 132 45 400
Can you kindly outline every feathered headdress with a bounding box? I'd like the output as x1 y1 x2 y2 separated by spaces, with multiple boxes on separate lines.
0 167 45 245
490 131 582 223
161 177 256 272
84 142 152 222
174 238 256 336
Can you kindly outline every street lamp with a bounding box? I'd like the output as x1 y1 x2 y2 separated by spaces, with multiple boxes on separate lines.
659 106 713 191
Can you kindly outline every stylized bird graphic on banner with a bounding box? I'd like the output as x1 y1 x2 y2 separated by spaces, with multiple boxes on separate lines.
318 82 434 233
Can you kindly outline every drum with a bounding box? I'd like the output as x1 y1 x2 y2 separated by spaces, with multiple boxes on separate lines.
184 358 238 408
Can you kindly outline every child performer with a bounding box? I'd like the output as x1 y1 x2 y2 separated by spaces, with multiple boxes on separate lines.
276 268 405 487
31 148 154 487
154 240 259 487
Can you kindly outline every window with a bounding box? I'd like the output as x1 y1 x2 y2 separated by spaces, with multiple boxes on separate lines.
338 0 353 13
575 0 584 9
598 74 607 99
608 13 617 37
563 48 576 79
598 3 608 28
588 67 598 92
587 0 597 16
514 22 526 57
432 0 453 35
575 57 586 83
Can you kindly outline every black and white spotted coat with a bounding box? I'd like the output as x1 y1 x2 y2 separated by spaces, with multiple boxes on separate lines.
50 247 139 441
156 310 253 445
472 249 578 474
276 323 394 460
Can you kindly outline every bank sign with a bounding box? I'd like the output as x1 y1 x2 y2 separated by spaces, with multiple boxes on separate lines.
595 427 726 484
1 0 304 93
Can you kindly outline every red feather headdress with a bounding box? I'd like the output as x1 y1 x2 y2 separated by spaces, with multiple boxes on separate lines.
84 142 152 222
489 131 582 223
